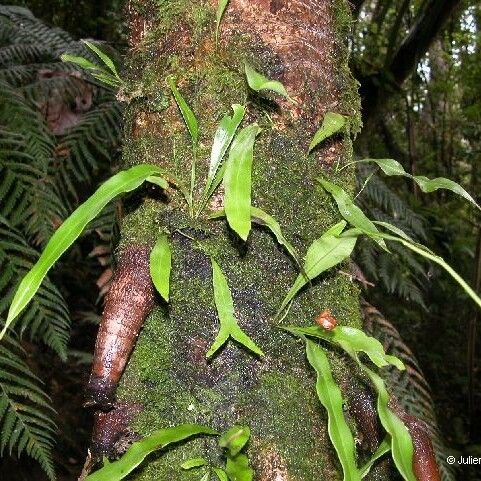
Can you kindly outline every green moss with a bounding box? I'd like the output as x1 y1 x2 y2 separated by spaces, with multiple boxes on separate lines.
332 0 363 138
118 200 166 250
249 371 337 480
114 1 367 479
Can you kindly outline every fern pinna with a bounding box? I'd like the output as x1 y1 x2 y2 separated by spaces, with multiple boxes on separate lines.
354 165 430 308
0 6 122 478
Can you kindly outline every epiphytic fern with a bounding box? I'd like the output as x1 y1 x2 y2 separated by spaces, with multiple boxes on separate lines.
362 300 456 481
0 6 122 477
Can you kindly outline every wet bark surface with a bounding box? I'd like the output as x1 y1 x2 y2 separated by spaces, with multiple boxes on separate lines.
87 1 368 479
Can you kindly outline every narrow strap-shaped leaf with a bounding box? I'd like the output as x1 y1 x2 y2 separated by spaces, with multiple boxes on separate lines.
360 437 391 478
225 453 254 481
250 207 302 268
244 63 294 103
213 467 229 481
60 53 102 72
357 158 480 211
85 424 216 481
91 72 122 88
223 124 261 241
209 105 246 178
207 259 264 358
277 221 357 316
347 215 481 312
288 328 415 481
306 340 361 481
361 365 416 481
309 112 346 152
318 178 386 250
146 175 169 190
205 161 228 206
149 234 172 302
379 230 481 311
209 207 301 267
168 77 199 146
180 457 207 470
216 0 230 44
2 165 166 339
199 104 245 213
60 57 121 88
83 40 121 79
373 221 415 243
283 325 405 370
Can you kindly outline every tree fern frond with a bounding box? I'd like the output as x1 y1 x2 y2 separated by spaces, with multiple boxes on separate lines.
54 101 123 202
0 44 54 67
0 6 75 55
0 223 70 359
355 165 430 307
357 167 427 240
0 62 74 87
0 8 122 476
0 335 57 480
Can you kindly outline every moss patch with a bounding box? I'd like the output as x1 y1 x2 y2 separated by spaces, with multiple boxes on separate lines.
114 0 366 479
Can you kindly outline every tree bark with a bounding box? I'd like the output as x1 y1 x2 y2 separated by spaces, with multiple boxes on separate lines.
92 1 372 479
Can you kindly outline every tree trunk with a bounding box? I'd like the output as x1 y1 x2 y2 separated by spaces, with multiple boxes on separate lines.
93 1 369 479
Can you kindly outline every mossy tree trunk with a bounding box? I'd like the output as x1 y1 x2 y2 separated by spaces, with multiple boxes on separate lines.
93 1 372 479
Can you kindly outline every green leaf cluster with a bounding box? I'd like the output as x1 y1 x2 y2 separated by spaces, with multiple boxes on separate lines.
286 325 416 481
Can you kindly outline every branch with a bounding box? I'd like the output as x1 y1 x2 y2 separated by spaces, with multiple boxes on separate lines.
84 245 155 409
357 0 462 125
389 0 462 84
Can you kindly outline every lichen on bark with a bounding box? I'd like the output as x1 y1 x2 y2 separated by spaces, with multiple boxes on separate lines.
100 0 368 479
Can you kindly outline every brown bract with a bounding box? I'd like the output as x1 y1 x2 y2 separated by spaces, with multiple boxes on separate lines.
85 245 155 409
315 309 337 330
390 400 442 481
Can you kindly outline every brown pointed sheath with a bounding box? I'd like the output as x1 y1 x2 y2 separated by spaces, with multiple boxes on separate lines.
392 403 441 481
85 245 155 409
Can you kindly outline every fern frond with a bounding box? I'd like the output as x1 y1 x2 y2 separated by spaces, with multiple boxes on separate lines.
0 126 65 245
357 166 427 240
0 335 57 480
55 101 123 203
0 222 70 360
354 165 430 307
0 6 75 55
0 8 122 476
